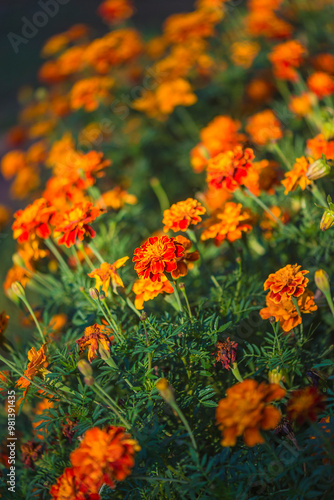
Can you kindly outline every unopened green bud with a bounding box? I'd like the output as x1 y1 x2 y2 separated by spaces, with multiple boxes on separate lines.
98 343 111 360
89 288 99 300
84 376 95 386
156 378 175 404
306 157 331 181
314 269 330 295
320 209 334 231
77 359 93 377
11 281 25 299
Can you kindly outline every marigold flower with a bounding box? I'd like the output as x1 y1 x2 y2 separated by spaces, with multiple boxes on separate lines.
12 198 55 243
1 150 26 179
246 10 292 39
231 40 260 69
281 156 313 194
32 398 54 439
197 185 232 213
77 324 114 363
50 466 101 500
260 206 289 239
70 77 115 112
132 275 174 310
52 202 105 248
41 33 69 57
21 440 44 470
88 257 129 294
3 265 30 296
287 387 326 425
307 71 334 99
246 110 283 146
98 0 134 23
264 264 309 304
0 311 9 338
289 93 314 117
216 379 286 447
98 187 137 210
306 134 334 160
70 426 140 489
10 165 41 199
268 40 306 81
163 198 206 233
0 204 10 231
163 9 222 44
246 78 274 103
206 146 254 191
201 202 252 245
260 290 317 332
312 53 334 75
16 344 49 398
133 235 184 282
215 338 238 370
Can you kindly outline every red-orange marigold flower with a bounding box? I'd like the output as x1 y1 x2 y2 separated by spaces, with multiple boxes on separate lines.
52 202 105 248
215 338 238 370
50 466 101 500
16 344 49 398
281 156 312 194
306 134 334 160
260 289 317 332
201 202 252 245
12 198 55 243
287 387 326 425
307 71 334 99
206 146 254 191
216 379 286 447
289 93 314 117
264 264 309 304
70 426 140 489
268 40 306 82
98 0 134 23
77 324 114 362
162 198 206 232
246 110 283 146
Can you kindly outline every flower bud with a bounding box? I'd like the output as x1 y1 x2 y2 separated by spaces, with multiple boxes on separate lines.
306 158 331 180
89 288 99 300
178 282 185 289
320 209 334 231
98 343 111 360
156 378 175 404
140 312 147 321
11 281 25 299
84 376 95 386
268 367 283 384
77 360 93 377
12 253 25 267
314 269 330 295
99 292 106 300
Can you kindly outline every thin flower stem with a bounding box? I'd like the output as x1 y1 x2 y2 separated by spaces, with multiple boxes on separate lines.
71 246 83 272
179 285 193 321
211 275 222 292
291 297 304 342
76 243 95 271
150 177 170 213
20 296 46 343
88 242 105 264
80 288 96 308
170 400 198 453
45 238 71 274
244 187 284 227
323 291 334 317
272 142 292 170
172 281 184 317
126 296 142 318
93 383 131 429
100 298 125 342
309 183 327 207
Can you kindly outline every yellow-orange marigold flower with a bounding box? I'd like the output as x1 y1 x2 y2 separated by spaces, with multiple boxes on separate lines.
88 257 129 294
246 110 283 146
16 344 49 398
70 426 140 489
12 198 55 243
201 202 252 245
289 93 314 117
231 40 260 69
264 264 309 304
307 71 334 99
132 275 174 310
98 0 134 23
70 77 114 112
77 324 114 362
98 187 137 210
1 150 26 179
50 466 101 500
268 40 306 82
163 9 221 44
216 379 286 447
287 387 326 425
281 156 312 194
3 265 30 295
52 202 105 248
260 289 317 332
163 198 206 232
306 134 334 160
206 146 254 191
312 53 334 75
246 10 292 40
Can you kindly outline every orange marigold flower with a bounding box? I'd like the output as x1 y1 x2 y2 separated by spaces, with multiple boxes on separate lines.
132 275 174 310
246 110 283 146
215 338 238 370
133 235 198 282
289 93 314 117
70 77 114 112
98 0 134 23
10 165 41 199
231 40 260 69
216 379 286 447
307 71 334 99
264 264 309 304
0 204 11 231
12 198 55 243
88 257 129 294
260 289 317 332
268 40 306 82
3 265 30 296
201 202 252 245
246 78 274 103
77 324 114 362
50 466 101 500
306 134 334 160
163 198 206 232
312 53 334 75
52 202 105 248
281 156 312 194
287 387 326 425
41 33 69 57
1 150 26 179
197 185 232 213
16 344 49 398
70 426 140 489
32 398 54 439
0 311 9 341
246 10 292 40
163 9 221 44
206 146 254 191
98 187 137 210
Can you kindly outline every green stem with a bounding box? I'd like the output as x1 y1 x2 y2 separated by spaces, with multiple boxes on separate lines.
171 281 184 318
170 400 198 454
88 242 105 264
309 183 327 207
179 286 193 321
231 362 243 383
45 238 71 274
20 296 46 343
244 187 284 227
272 142 292 170
150 178 170 213
76 243 95 270
93 382 131 429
